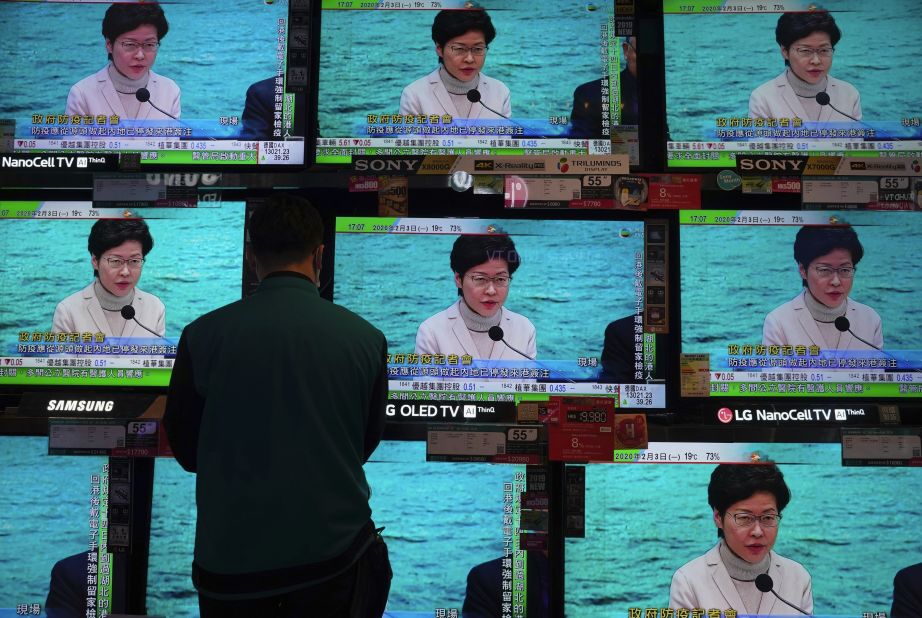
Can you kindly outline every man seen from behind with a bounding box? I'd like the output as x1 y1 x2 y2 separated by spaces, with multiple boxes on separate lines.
163 194 391 617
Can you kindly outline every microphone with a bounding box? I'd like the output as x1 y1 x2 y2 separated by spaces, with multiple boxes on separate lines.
834 315 882 351
754 574 810 615
135 88 178 120
488 325 534 361
120 304 162 338
466 88 512 120
815 91 861 122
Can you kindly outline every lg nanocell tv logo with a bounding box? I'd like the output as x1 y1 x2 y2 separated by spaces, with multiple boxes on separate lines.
717 407 865 423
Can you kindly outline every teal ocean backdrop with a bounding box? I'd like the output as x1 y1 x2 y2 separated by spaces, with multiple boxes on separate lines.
0 439 517 616
334 219 645 362
681 211 922 357
1 440 918 616
664 0 922 141
0 1 286 125
0 204 246 353
566 443 922 616
318 3 620 135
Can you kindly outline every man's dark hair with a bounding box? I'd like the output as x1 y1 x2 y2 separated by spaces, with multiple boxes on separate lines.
431 9 496 63
450 234 519 296
248 194 323 267
103 3 169 60
793 225 863 286
776 10 841 65
88 218 154 276
708 464 791 538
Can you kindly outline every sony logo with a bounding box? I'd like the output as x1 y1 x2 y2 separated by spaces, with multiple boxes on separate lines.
738 157 806 172
47 400 115 412
353 159 419 172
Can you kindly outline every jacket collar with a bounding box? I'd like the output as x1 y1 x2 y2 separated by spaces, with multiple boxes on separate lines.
705 543 780 615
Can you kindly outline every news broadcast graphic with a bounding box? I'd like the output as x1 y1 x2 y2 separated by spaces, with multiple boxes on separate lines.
315 1 639 166
663 0 922 169
566 442 920 617
0 203 245 388
0 0 312 169
680 210 922 398
333 217 667 412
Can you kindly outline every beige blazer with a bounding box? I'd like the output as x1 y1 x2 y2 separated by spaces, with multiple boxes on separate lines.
670 543 813 615
400 68 511 119
66 66 181 120
749 71 861 121
415 299 536 360
763 291 883 350
53 282 166 338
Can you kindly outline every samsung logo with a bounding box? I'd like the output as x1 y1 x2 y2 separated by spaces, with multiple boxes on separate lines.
47 400 115 412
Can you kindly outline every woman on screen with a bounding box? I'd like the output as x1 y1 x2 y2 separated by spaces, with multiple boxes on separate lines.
53 218 165 338
749 10 860 122
763 225 882 350
669 464 813 615
415 235 535 360
65 3 181 120
399 9 511 120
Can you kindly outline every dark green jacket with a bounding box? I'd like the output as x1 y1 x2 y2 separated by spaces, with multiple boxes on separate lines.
163 273 387 595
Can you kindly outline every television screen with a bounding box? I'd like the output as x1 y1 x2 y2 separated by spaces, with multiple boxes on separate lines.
0 436 108 615
680 210 922 401
565 443 921 617
0 0 312 171
0 202 245 389
333 216 667 424
146 441 523 616
314 1 639 166
662 0 922 169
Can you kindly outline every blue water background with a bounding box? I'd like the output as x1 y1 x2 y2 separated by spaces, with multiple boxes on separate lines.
680 212 922 356
334 220 645 361
566 444 922 616
664 0 922 141
0 1 287 124
0 438 517 616
0 204 246 352
317 4 621 136
2 440 919 616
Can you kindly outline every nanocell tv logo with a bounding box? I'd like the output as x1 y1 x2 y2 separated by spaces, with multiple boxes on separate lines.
717 407 865 423
1 155 105 169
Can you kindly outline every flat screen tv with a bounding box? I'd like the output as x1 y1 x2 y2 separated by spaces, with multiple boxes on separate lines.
662 0 922 169
0 0 314 172
314 1 640 167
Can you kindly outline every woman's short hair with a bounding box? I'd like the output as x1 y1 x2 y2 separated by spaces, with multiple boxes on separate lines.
793 225 864 281
708 463 791 517
431 9 496 58
450 234 519 294
775 10 841 50
248 194 323 267
103 2 169 41
88 218 154 259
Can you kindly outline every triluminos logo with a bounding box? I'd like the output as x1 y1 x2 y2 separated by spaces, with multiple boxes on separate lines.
557 157 569 173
